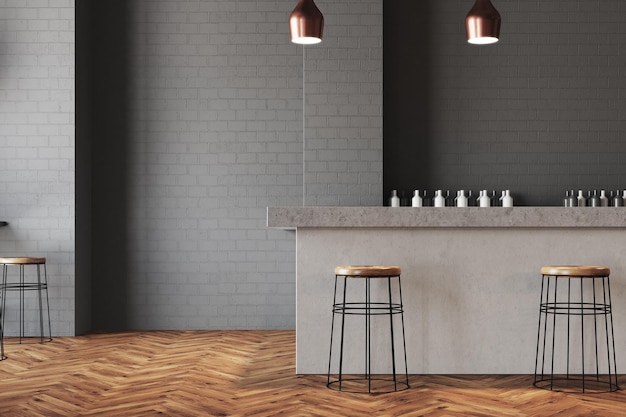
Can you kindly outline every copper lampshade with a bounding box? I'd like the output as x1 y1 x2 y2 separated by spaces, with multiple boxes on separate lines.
289 0 324 45
465 0 501 45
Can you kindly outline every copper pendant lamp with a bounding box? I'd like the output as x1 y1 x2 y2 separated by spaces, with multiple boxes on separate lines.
465 0 501 45
289 0 324 45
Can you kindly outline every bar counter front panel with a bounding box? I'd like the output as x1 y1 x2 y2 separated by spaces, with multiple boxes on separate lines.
268 207 626 374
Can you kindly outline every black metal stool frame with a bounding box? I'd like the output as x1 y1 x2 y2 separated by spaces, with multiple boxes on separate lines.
327 272 409 393
0 286 4 360
1 261 52 347
534 272 619 393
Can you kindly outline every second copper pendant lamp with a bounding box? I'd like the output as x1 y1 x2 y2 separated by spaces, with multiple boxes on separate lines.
289 0 324 45
465 0 501 45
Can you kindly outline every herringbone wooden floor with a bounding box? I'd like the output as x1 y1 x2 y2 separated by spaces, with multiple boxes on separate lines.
0 331 624 416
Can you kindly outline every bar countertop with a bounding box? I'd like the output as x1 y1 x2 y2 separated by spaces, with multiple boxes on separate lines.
267 206 626 229
277 206 626 374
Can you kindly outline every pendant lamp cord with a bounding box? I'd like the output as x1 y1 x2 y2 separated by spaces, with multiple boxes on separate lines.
302 46 306 207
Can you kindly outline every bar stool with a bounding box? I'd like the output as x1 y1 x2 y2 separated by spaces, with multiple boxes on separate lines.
0 257 52 356
534 266 619 393
327 265 409 393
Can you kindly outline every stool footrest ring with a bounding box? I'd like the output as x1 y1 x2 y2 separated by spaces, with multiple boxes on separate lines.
540 302 611 315
327 377 410 394
333 302 404 315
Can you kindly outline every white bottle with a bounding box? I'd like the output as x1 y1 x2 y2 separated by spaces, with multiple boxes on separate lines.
502 190 513 207
411 190 422 207
577 190 586 207
479 189 490 207
456 190 468 207
600 189 608 207
391 190 400 207
434 190 445 207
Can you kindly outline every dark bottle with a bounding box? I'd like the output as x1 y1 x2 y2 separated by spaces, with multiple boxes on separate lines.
467 190 475 207
589 190 600 207
445 190 454 207
422 190 430 207
399 190 410 207
490 190 499 207
568 189 576 207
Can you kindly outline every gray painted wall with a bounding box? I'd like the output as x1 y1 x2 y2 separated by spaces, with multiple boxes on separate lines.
115 0 383 330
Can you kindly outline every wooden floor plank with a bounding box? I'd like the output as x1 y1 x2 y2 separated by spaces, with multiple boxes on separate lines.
0 331 624 416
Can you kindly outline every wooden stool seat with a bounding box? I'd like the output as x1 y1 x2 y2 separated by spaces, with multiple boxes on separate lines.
334 265 401 277
0 257 46 265
540 265 610 277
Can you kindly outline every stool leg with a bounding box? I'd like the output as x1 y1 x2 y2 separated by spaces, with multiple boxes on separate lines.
35 263 51 343
37 264 44 344
327 274 348 390
387 276 397 391
566 278 571 381
579 278 585 392
534 274 547 385
365 277 371 393
338 276 348 391
603 276 619 390
592 277 600 383
327 275 339 387
0 265 6 360
549 277 558 390
19 264 25 344
43 263 52 342
397 275 409 388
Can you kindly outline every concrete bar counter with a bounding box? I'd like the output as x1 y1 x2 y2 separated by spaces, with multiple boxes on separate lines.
268 207 626 374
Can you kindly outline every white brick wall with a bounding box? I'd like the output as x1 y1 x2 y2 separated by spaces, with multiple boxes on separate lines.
0 1 75 336
127 0 383 329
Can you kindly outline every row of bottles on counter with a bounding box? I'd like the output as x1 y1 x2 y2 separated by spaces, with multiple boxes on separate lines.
564 190 626 207
389 189 513 207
